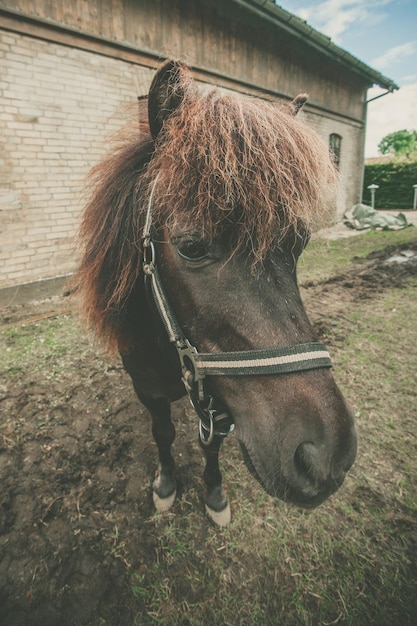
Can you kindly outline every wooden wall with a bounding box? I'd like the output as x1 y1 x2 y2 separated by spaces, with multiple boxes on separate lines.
0 0 368 122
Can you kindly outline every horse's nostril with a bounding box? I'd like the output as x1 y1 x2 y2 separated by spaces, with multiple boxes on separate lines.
294 442 322 484
294 441 350 496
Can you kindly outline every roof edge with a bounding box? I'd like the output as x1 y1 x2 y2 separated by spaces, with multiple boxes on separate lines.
229 0 399 91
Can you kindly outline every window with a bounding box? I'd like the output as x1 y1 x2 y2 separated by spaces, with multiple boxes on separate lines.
329 133 342 168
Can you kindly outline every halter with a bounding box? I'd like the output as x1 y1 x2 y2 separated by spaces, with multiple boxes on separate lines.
142 182 332 445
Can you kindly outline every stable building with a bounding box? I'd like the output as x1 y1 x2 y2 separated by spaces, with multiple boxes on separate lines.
0 0 397 296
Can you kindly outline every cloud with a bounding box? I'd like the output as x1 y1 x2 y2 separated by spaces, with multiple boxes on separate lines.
295 0 391 43
365 82 417 156
371 40 417 69
402 74 417 84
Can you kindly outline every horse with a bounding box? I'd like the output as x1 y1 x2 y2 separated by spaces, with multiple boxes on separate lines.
73 59 357 526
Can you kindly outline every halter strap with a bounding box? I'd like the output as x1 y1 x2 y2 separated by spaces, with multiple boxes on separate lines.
194 343 331 376
144 236 330 362
142 184 331 443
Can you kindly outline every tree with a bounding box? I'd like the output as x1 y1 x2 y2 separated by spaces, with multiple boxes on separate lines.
378 129 417 157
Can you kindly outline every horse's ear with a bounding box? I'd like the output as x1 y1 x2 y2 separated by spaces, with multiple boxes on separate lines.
286 93 308 116
148 59 189 138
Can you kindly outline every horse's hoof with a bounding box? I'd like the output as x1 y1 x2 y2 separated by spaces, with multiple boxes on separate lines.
205 501 231 527
152 466 176 512
153 489 177 512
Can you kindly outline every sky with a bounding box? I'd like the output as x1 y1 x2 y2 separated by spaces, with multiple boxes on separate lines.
275 0 417 156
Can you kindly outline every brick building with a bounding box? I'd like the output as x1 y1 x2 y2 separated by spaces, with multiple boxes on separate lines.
0 0 397 296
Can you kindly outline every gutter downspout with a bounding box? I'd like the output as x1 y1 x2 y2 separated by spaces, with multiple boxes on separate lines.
360 88 396 203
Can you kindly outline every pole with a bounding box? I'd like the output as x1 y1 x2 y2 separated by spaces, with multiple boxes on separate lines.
367 184 379 209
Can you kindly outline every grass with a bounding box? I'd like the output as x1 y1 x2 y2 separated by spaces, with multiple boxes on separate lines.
0 316 82 379
299 226 417 284
127 496 416 624
1 227 417 625
124 228 417 625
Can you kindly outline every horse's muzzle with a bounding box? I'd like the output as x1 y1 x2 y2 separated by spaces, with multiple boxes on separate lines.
240 422 357 508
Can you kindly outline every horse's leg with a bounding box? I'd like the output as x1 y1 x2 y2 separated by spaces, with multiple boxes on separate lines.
141 395 177 512
199 435 231 527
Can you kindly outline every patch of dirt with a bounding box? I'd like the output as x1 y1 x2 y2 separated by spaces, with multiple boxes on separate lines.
0 293 75 328
301 240 417 344
0 238 416 625
0 318 202 625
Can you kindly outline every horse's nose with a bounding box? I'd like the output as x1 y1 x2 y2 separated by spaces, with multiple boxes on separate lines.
293 436 356 497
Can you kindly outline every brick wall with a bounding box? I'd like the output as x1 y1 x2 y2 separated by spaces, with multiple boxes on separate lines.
1 30 362 291
0 30 153 289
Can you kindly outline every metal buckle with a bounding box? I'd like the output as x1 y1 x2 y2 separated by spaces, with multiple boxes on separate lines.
177 340 204 391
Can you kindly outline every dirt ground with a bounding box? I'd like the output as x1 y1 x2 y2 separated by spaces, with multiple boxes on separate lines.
1 234 416 625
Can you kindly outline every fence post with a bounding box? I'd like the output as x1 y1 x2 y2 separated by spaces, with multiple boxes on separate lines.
413 184 417 210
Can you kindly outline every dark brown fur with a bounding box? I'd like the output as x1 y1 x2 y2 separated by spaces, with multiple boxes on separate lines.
74 68 336 350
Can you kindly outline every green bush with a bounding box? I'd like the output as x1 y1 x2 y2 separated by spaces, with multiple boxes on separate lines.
363 160 417 209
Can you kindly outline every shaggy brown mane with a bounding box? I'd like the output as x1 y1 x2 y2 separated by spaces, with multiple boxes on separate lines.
73 101 154 346
144 79 337 260
74 71 336 349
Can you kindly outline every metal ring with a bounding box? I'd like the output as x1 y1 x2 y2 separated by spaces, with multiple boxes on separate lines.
199 414 214 446
143 240 155 266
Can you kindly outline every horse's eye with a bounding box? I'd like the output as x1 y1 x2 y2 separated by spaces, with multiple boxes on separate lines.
177 238 209 262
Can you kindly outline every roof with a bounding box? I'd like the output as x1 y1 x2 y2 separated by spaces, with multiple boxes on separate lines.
229 0 399 91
